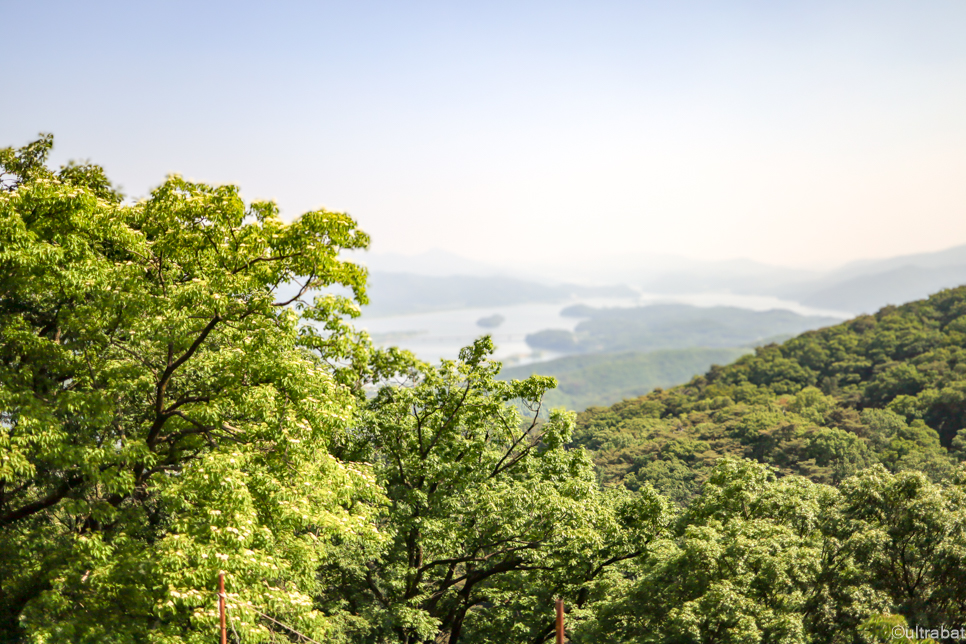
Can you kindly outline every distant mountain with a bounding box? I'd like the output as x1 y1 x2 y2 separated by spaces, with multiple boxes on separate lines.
525 304 839 354
620 244 966 315
777 244 966 313
798 264 966 313
577 244 966 316
349 249 819 294
348 244 966 317
361 272 637 317
825 243 966 280
636 259 817 296
515 253 821 294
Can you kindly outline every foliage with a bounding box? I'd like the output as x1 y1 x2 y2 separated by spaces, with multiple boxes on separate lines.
833 466 966 631
577 459 844 644
7 133 966 644
574 459 966 644
572 289 966 501
0 136 384 641
322 337 672 644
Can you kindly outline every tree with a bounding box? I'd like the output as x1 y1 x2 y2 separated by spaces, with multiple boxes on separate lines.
323 337 671 644
834 466 966 630
577 459 890 644
0 135 383 641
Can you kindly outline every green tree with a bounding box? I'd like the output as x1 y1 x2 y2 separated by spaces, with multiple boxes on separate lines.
0 136 382 641
576 459 913 644
834 466 966 630
581 460 832 644
325 337 671 644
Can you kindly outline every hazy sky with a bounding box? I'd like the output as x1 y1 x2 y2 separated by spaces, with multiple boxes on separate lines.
4 1 966 269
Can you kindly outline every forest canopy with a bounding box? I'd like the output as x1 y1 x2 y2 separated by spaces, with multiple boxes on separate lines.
3 135 966 644
0 135 384 641
572 287 966 501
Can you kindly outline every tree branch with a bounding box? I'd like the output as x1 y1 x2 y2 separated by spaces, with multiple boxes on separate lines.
148 315 221 447
0 475 83 526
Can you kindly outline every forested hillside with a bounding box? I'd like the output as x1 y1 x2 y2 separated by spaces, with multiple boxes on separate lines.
6 135 966 644
574 288 966 502
500 347 750 411
510 304 838 411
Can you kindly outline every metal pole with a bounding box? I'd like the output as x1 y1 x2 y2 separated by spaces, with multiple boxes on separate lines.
556 598 564 644
219 572 227 644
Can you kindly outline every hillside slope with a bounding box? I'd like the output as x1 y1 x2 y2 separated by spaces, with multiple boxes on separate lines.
500 347 751 411
572 287 966 503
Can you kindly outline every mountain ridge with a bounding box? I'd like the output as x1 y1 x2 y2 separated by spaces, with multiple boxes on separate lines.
571 285 966 503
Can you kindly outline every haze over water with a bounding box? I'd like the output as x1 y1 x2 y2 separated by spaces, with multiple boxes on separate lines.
360 291 850 365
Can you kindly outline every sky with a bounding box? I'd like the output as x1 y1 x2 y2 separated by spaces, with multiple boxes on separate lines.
4 1 966 270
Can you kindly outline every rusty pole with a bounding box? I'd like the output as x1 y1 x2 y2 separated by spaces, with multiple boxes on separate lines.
555 598 564 644
219 572 227 644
